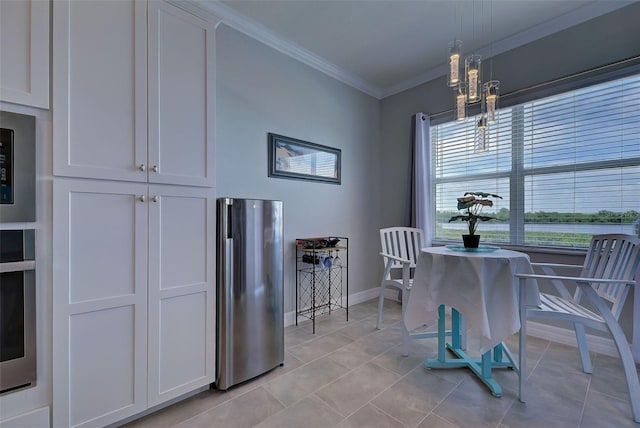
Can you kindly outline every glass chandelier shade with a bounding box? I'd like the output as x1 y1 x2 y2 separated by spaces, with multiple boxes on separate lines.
465 55 482 103
445 29 500 148
455 83 467 121
475 116 488 152
447 40 462 87
484 80 500 123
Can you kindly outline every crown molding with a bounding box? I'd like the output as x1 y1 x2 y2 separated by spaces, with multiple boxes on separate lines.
198 0 383 99
382 0 636 98
199 0 634 100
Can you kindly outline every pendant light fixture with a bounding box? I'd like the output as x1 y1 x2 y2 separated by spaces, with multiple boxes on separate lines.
483 80 500 123
446 0 500 147
465 54 482 103
455 83 467 121
448 40 462 87
475 116 487 152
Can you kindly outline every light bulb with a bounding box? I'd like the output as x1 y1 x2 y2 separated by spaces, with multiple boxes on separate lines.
465 55 482 103
450 53 460 85
468 69 479 101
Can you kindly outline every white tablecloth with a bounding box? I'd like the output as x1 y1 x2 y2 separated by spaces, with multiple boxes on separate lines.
404 246 540 354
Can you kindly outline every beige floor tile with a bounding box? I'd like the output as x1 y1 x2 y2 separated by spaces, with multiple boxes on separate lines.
174 386 283 428
589 352 640 401
432 376 515 428
373 349 423 377
580 389 637 428
372 366 459 427
336 314 380 340
335 403 405 428
416 413 460 428
263 356 350 407
315 362 401 417
121 388 234 428
288 330 354 362
117 299 640 428
255 395 344 428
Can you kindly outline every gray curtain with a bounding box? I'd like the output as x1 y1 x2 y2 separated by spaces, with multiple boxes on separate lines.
407 112 433 245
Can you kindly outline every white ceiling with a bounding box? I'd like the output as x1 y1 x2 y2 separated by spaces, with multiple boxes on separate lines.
202 0 635 98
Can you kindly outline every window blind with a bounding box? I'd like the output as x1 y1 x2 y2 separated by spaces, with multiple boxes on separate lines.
431 72 640 249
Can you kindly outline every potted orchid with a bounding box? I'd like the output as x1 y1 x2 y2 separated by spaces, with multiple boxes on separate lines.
448 192 502 248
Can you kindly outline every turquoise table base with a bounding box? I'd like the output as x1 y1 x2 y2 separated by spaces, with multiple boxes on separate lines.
424 305 518 397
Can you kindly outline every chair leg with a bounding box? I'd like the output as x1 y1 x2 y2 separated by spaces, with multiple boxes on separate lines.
574 323 593 374
376 284 386 330
401 287 409 356
581 284 640 423
518 277 527 403
607 318 640 423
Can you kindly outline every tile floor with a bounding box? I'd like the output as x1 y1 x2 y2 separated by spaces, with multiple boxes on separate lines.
122 299 640 428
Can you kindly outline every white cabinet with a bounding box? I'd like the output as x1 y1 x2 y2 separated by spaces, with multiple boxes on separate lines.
52 1 218 425
0 0 49 108
53 179 215 427
147 184 215 406
53 0 216 187
52 179 149 428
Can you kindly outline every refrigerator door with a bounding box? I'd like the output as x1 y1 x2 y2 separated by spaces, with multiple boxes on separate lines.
216 198 284 390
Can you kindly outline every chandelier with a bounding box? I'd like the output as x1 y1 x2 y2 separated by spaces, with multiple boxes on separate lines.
447 3 500 152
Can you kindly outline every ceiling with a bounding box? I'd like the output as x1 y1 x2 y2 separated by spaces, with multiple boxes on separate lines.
202 1 635 99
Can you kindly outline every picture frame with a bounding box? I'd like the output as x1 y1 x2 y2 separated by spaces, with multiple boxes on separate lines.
268 133 341 184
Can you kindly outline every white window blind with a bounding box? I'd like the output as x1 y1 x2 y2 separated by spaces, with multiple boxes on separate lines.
432 72 640 248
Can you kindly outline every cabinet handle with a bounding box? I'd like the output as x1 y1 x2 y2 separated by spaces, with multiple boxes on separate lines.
139 164 146 171
152 196 159 203
139 195 146 202
151 165 159 173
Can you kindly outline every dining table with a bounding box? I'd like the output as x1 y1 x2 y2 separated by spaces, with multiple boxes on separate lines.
404 245 540 397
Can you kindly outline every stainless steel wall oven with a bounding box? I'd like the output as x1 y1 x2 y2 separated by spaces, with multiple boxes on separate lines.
0 229 36 394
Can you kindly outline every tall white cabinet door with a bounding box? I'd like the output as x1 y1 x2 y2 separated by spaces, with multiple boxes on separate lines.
52 179 149 428
0 0 49 108
53 0 148 182
147 1 216 187
147 185 215 406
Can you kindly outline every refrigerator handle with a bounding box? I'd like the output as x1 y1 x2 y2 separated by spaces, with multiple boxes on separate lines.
226 204 233 239
223 201 233 305
224 236 234 378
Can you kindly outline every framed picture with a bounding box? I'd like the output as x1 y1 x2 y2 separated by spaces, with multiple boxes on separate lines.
268 133 341 184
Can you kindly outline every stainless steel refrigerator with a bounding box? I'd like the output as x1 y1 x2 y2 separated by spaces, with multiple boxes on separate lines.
216 198 284 390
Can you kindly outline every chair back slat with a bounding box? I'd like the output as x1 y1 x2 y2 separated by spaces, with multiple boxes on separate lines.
577 234 640 319
380 227 424 270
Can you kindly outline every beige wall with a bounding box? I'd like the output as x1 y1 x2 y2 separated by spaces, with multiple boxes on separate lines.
216 25 383 313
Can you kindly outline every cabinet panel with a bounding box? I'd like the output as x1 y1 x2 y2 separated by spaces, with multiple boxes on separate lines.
69 306 138 427
53 179 148 428
159 194 207 288
53 0 147 182
148 2 215 187
147 185 215 406
0 0 49 108
69 192 137 303
158 292 207 393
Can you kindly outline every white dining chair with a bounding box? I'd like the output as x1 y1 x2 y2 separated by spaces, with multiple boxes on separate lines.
515 234 640 423
378 227 448 356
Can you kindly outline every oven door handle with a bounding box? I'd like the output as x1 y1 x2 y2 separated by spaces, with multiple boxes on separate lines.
0 260 35 273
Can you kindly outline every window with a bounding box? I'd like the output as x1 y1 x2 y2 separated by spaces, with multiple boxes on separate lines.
432 71 640 249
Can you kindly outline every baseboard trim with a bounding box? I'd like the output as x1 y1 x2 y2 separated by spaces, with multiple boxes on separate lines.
0 406 50 428
527 321 639 363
